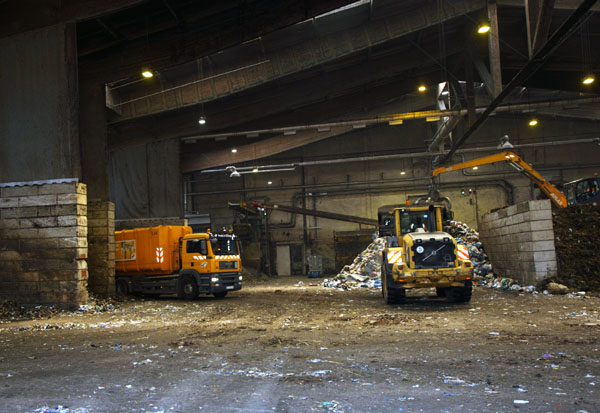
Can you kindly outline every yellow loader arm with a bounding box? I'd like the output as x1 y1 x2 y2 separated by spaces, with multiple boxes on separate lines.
432 152 567 208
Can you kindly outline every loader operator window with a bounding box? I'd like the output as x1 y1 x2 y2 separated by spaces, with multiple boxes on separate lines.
575 179 599 203
400 212 429 235
186 239 208 255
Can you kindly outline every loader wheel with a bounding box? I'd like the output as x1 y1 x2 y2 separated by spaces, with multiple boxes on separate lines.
447 280 472 303
116 279 129 296
384 286 406 304
436 287 447 298
213 292 227 298
180 275 198 300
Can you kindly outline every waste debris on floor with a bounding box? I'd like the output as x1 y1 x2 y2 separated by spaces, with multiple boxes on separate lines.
0 293 120 323
322 238 385 290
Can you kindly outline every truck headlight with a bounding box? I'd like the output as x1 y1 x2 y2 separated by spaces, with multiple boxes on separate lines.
211 277 219 282
239 276 243 281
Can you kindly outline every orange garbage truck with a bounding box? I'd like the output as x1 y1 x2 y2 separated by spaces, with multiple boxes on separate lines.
115 225 242 299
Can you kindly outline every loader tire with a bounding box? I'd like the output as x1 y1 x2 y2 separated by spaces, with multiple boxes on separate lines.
447 280 472 303
385 286 406 304
436 287 447 298
180 275 199 300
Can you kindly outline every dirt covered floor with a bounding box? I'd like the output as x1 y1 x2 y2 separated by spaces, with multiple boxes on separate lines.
1 278 599 412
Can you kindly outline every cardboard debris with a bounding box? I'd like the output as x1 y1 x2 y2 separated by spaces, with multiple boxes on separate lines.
322 238 386 290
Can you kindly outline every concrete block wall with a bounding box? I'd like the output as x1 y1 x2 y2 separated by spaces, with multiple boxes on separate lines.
0 182 88 308
87 200 115 295
479 199 557 285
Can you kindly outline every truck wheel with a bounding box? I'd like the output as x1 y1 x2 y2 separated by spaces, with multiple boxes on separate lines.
447 280 472 303
436 287 447 298
116 279 129 296
180 275 198 300
213 292 227 298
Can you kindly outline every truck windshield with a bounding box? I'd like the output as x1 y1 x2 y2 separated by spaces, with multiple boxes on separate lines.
399 211 430 235
211 237 239 255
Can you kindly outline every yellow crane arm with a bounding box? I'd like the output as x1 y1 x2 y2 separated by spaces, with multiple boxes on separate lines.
432 152 567 208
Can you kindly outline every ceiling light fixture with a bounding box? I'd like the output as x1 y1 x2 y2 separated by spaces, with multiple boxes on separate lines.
198 116 206 125
582 74 595 85
529 119 538 126
267 181 273 185
477 21 491 34
400 171 406 175
141 70 154 78
231 148 237 153
418 85 427 92
472 166 479 170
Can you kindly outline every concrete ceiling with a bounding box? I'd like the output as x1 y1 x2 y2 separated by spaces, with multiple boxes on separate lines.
73 0 600 172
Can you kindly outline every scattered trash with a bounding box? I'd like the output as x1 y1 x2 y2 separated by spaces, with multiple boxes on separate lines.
513 400 529 405
34 406 89 413
322 238 386 290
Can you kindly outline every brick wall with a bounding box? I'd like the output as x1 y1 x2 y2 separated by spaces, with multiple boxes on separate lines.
479 200 557 285
0 182 88 308
87 200 115 295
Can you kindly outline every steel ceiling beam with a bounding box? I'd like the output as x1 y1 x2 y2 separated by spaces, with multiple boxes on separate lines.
110 0 485 122
440 0 598 164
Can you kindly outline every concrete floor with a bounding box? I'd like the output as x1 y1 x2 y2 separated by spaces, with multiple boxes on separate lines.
1 277 599 412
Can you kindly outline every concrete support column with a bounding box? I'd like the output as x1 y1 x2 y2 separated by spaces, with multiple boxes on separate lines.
79 82 110 201
487 0 503 97
87 200 116 295
0 23 80 182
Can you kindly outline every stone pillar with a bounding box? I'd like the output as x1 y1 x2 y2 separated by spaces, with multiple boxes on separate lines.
0 181 88 308
87 200 116 295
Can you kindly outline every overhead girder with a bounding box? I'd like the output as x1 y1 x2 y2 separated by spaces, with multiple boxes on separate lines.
108 0 486 122
108 39 465 149
526 0 557 57
0 0 145 38
78 0 357 81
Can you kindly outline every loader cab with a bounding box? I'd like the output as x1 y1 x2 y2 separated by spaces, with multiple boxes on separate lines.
565 177 600 206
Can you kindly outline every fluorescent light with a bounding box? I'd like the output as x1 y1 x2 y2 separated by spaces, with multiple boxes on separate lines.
389 119 404 125
478 24 490 34
582 75 595 85
426 116 441 122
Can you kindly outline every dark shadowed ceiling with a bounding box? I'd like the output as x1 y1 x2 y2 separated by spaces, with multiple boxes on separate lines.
74 0 600 172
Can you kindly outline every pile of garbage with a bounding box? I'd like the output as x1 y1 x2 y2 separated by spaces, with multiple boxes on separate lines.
446 220 539 292
445 221 492 280
550 203 600 292
322 238 386 290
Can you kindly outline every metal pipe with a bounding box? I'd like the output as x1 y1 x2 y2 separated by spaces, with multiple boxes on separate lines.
197 136 599 175
185 96 600 143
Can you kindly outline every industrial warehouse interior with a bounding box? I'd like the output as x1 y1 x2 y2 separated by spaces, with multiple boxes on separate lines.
1 0 600 411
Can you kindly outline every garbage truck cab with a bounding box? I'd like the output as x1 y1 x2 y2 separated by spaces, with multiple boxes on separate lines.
115 226 242 299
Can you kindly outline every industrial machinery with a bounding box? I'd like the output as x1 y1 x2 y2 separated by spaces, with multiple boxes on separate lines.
378 203 473 304
432 151 599 208
115 225 242 299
